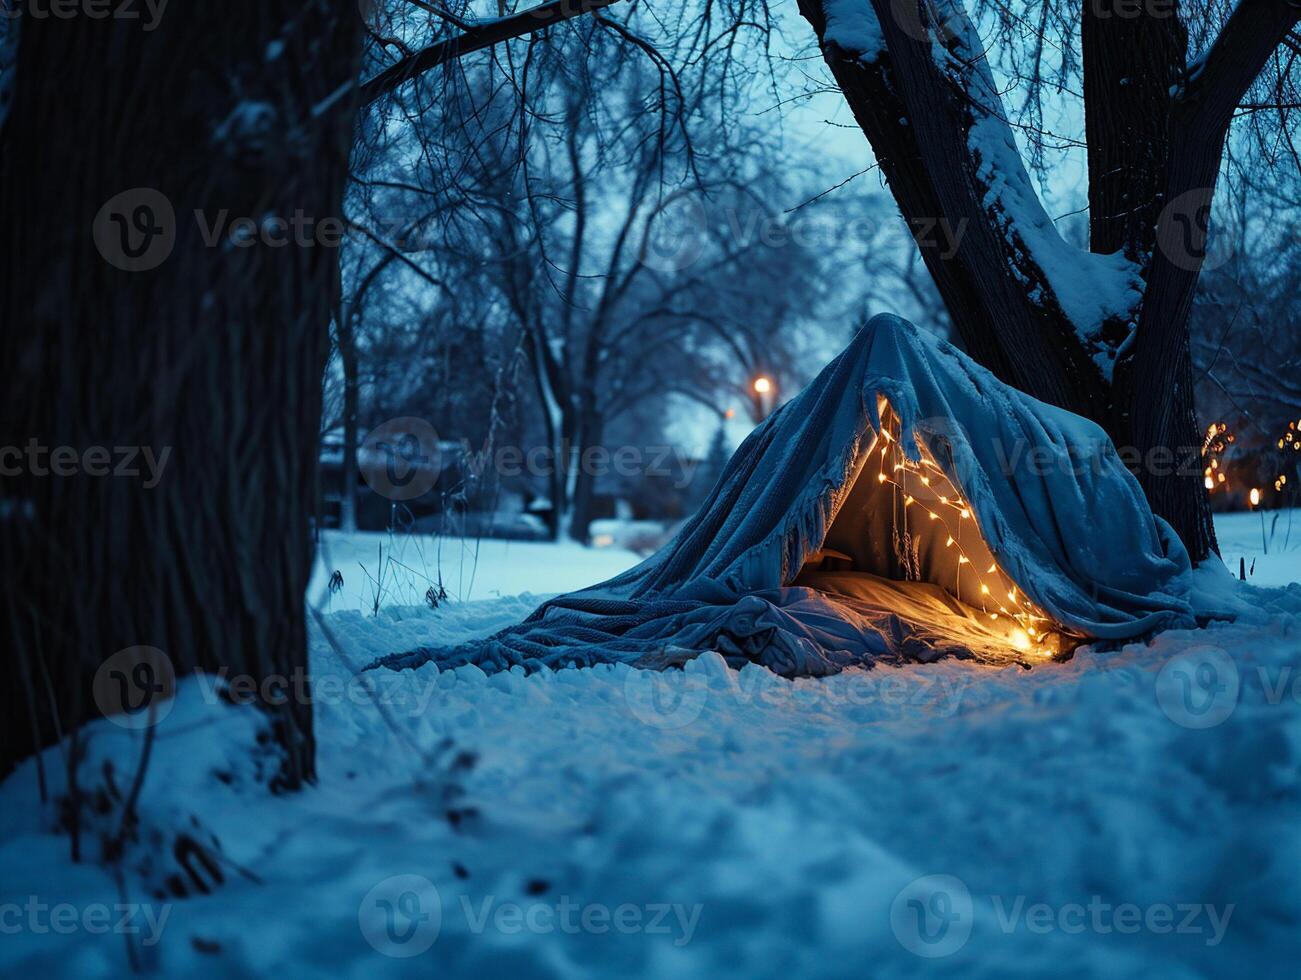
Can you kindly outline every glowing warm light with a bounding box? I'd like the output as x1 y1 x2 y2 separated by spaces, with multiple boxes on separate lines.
871 404 1057 658
1249 488 1261 507
1272 420 1301 494
753 376 772 394
1201 421 1234 496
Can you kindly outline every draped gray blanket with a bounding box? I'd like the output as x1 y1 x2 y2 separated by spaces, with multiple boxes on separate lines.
378 315 1196 677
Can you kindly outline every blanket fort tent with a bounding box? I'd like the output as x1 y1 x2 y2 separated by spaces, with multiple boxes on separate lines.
380 315 1196 677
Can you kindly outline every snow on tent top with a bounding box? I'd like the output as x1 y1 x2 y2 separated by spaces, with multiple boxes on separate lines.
379 315 1196 677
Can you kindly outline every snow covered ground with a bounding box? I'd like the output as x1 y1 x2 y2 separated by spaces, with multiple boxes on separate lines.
308 530 645 610
2 516 1299 978
1212 507 1301 588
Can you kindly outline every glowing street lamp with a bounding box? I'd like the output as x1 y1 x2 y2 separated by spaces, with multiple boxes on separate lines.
1250 487 1266 555
751 375 776 421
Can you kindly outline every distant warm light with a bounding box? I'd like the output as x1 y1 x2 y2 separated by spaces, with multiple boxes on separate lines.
1201 421 1234 496
753 376 772 394
1249 488 1261 507
724 408 735 420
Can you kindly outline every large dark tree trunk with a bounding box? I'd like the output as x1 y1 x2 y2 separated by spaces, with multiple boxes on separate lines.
796 0 1301 563
0 1 363 780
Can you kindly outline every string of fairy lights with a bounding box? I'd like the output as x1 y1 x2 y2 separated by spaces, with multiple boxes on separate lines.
1202 421 1233 493
871 408 1054 656
1203 418 1300 501
1273 419 1299 495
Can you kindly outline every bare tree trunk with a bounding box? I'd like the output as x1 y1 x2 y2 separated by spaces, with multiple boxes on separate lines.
524 335 565 541
796 0 1300 562
567 413 604 545
1115 0 1298 559
0 1 363 779
339 326 361 534
795 0 1109 422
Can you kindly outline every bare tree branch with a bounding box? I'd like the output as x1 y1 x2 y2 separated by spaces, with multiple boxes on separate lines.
1184 0 1301 138
360 0 624 106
